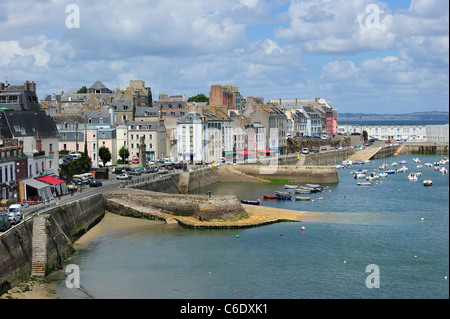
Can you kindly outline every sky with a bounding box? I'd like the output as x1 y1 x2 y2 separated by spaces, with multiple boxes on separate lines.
0 0 448 114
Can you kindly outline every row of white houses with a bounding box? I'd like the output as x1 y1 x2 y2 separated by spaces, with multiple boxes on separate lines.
338 124 449 143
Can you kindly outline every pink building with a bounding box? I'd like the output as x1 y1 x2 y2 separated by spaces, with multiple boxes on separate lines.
326 109 338 136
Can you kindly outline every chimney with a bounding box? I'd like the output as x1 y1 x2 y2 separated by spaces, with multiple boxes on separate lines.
30 81 36 92
24 81 30 91
36 139 42 152
0 82 4 91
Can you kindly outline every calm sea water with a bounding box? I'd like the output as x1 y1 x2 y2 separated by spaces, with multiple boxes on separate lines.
50 154 449 299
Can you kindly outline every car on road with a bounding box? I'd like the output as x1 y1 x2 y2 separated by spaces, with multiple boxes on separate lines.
127 169 142 175
116 173 132 180
0 213 12 231
174 162 187 170
302 148 309 154
89 180 103 187
7 204 23 224
132 158 139 164
158 167 169 174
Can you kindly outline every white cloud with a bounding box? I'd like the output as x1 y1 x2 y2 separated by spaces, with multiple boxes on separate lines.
275 0 396 54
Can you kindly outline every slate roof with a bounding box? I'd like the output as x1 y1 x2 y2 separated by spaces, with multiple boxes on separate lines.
0 110 60 138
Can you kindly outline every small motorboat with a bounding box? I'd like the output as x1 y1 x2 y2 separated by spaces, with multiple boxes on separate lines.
399 160 407 164
416 172 422 176
423 179 432 187
354 173 366 179
366 172 379 181
408 173 418 181
294 187 311 194
294 196 310 201
378 172 388 178
275 191 292 200
305 184 323 192
416 164 423 169
412 157 420 163
386 169 396 174
391 162 398 167
263 195 277 199
440 167 448 174
241 199 261 205
357 182 373 186
284 184 299 189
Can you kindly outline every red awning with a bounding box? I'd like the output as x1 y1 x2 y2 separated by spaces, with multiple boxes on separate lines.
36 175 66 185
237 150 256 155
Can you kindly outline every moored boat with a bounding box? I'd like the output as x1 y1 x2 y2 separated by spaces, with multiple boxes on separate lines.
284 184 299 189
408 173 418 181
305 184 324 192
386 169 396 174
276 192 292 200
294 187 311 194
357 182 373 186
294 196 310 201
423 179 432 187
241 199 261 205
412 157 420 163
263 195 277 199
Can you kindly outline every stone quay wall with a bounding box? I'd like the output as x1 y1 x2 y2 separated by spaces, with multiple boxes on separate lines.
0 194 104 295
104 188 245 220
231 165 339 184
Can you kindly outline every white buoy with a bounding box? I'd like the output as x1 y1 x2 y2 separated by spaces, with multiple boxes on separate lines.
421 218 424 221
343 260 346 264
414 255 418 259
301 226 306 231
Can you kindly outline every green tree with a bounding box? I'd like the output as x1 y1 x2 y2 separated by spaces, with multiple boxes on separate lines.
187 93 209 104
119 146 129 164
362 130 368 142
77 86 87 93
99 146 112 166
59 153 92 181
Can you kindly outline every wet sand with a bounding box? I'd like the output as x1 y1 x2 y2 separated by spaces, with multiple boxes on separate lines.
74 212 165 249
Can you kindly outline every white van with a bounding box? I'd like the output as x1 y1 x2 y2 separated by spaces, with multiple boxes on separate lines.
8 204 23 224
302 148 309 154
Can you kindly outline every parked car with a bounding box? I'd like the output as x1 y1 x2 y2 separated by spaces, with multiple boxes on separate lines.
116 173 132 180
132 158 139 164
89 180 103 187
0 213 12 231
8 204 23 224
113 167 124 174
128 169 142 175
158 167 169 174
302 148 309 154
174 162 187 170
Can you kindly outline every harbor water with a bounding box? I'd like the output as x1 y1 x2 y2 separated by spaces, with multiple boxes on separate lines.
49 154 449 299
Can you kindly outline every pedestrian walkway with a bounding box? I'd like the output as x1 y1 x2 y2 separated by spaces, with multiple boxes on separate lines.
347 147 381 161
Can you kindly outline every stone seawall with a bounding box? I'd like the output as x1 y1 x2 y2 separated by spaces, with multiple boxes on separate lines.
398 144 449 155
104 188 245 220
0 194 104 295
231 165 339 184
126 167 218 194
0 219 34 294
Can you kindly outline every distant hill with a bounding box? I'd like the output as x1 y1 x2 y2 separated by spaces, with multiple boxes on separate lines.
339 111 449 125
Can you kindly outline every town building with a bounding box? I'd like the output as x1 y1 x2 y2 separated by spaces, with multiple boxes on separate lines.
0 81 41 111
0 110 60 177
177 112 208 163
127 120 167 162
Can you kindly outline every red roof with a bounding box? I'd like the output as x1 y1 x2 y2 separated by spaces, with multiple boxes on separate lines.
36 175 66 185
